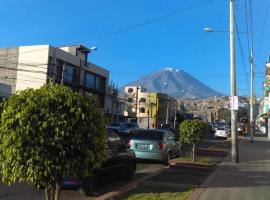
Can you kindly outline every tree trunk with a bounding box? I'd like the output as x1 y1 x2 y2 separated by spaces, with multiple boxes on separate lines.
51 185 55 200
179 143 182 157
192 143 196 162
45 188 51 200
54 182 61 200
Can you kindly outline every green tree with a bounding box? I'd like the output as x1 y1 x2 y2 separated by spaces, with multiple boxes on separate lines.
179 119 207 161
0 83 107 200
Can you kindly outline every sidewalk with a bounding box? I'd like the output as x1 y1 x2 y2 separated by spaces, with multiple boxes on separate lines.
191 135 270 200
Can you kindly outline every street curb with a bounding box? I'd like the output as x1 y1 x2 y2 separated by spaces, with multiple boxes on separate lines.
94 167 167 200
187 138 245 200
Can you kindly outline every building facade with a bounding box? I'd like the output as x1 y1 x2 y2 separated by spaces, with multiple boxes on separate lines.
124 86 178 128
0 44 109 108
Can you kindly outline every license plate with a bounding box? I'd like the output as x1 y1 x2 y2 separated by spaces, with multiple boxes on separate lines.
139 144 149 150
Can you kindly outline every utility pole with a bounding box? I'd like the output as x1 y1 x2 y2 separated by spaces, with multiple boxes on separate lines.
166 96 169 125
250 50 254 142
230 0 239 163
135 86 139 124
147 93 150 129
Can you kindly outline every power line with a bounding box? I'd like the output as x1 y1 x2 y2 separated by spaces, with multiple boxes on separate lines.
234 15 250 88
256 2 270 54
0 0 216 56
0 58 48 69
69 0 217 44
244 0 251 54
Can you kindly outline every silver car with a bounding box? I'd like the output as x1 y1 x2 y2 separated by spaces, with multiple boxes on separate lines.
129 129 181 165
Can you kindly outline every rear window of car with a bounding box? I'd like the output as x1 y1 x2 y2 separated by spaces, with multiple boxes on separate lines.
110 123 120 126
133 130 164 140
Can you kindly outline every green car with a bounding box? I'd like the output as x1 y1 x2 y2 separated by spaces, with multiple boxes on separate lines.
129 129 181 165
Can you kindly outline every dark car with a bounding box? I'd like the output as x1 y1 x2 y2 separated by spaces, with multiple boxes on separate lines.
61 130 136 192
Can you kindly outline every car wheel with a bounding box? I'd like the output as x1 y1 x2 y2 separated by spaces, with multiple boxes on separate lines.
125 160 136 179
163 152 171 165
176 148 181 158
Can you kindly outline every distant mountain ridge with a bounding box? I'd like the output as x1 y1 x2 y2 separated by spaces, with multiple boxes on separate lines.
124 68 222 98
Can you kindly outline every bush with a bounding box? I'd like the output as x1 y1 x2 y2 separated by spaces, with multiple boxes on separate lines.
179 119 207 161
0 83 107 200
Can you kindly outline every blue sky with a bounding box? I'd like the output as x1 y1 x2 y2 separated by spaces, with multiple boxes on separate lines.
0 0 269 97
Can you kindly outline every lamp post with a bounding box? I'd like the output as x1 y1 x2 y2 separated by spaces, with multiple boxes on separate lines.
204 0 239 163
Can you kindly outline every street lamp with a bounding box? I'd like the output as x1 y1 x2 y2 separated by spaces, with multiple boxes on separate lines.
204 0 239 163
89 46 97 52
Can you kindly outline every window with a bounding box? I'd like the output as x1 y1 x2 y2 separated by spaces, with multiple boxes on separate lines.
128 88 133 93
85 73 95 88
96 76 100 90
63 64 79 84
139 98 146 103
128 98 133 103
63 65 74 82
140 107 145 113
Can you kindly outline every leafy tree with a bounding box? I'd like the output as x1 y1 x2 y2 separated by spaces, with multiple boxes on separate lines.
179 119 207 161
0 83 107 200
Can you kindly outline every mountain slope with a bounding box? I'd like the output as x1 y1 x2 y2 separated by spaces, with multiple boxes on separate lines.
125 68 222 98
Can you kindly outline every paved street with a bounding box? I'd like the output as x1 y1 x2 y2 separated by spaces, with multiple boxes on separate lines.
0 162 164 200
193 134 270 200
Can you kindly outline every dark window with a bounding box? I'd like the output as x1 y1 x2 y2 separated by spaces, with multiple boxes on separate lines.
56 60 64 83
128 98 133 103
64 65 73 82
140 107 145 113
85 73 95 88
128 88 133 93
133 130 164 140
63 64 79 84
47 57 55 81
139 98 146 103
95 76 100 90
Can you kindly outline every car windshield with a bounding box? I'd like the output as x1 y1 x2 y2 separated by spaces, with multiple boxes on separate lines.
133 130 164 140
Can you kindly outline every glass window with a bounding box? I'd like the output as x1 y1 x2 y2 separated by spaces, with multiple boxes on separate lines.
95 76 100 90
85 73 95 88
128 88 133 93
63 65 73 82
128 98 133 103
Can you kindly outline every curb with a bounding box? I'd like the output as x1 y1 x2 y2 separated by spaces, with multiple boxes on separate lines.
169 162 214 172
94 167 167 200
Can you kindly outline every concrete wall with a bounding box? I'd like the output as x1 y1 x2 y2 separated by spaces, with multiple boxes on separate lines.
16 45 49 91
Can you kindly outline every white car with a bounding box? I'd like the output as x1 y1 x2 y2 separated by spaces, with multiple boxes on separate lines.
214 127 228 138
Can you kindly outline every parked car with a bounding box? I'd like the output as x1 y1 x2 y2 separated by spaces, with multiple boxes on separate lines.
108 122 140 134
107 122 125 132
61 130 136 192
214 127 228 138
118 123 140 134
129 129 181 165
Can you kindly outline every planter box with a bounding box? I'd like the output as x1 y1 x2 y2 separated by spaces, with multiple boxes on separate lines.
169 161 214 172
